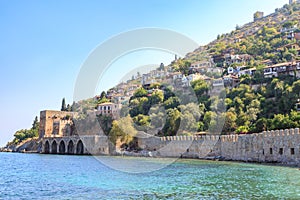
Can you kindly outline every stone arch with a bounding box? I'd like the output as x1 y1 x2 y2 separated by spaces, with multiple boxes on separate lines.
51 140 58 154
44 140 50 154
59 140 66 154
67 140 74 154
76 140 84 155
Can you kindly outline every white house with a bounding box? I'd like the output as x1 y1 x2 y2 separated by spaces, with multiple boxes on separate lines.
96 102 121 119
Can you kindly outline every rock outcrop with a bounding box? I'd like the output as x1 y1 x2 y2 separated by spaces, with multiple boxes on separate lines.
1 138 41 153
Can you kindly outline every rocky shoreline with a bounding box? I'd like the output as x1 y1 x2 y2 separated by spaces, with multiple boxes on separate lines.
0 138 41 153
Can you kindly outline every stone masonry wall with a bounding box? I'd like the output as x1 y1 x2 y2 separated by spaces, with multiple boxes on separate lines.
221 128 300 165
42 135 110 155
138 128 300 166
138 135 221 158
39 110 76 138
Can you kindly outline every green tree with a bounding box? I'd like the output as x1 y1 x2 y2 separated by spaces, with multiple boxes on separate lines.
109 116 137 145
222 111 237 134
282 20 297 29
162 108 181 136
203 111 217 131
133 87 148 98
32 116 39 130
150 111 165 129
150 90 164 105
61 98 66 111
253 118 268 132
191 79 209 102
164 96 180 110
235 125 249 134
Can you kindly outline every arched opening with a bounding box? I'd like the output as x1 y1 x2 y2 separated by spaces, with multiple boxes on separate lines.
51 140 57 154
59 141 66 154
67 140 74 154
76 140 84 155
44 140 50 154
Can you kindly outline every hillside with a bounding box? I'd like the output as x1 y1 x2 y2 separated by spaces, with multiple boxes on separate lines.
8 3 300 150
69 3 300 145
187 3 300 64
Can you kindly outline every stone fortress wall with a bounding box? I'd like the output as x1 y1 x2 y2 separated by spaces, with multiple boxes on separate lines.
39 110 300 166
220 128 300 165
138 128 300 166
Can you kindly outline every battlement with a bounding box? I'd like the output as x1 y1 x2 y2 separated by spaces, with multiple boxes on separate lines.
159 135 221 141
221 128 300 142
158 128 300 142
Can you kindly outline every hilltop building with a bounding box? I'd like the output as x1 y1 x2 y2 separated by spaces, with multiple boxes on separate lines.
253 11 264 21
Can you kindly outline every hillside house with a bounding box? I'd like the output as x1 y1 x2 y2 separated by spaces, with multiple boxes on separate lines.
212 54 225 65
96 102 121 119
225 54 252 66
295 33 300 40
223 75 240 88
171 72 183 81
181 73 202 87
141 74 156 86
191 61 212 68
280 24 298 33
238 67 256 77
111 95 130 105
263 62 297 78
212 78 224 87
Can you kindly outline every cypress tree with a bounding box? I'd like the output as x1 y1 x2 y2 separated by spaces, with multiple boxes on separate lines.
61 98 66 111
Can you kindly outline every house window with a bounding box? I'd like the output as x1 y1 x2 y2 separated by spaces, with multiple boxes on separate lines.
279 148 283 155
262 149 264 155
291 148 295 155
270 148 273 155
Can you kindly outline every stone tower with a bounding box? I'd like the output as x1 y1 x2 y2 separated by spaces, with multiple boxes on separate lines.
38 110 76 138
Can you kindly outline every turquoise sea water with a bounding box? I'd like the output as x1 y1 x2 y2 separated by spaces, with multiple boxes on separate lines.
1 153 300 199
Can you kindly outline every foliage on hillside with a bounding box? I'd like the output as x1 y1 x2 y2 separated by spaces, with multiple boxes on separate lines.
7 116 39 145
60 3 300 141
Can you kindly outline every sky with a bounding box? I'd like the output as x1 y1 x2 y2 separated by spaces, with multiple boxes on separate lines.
0 0 287 146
